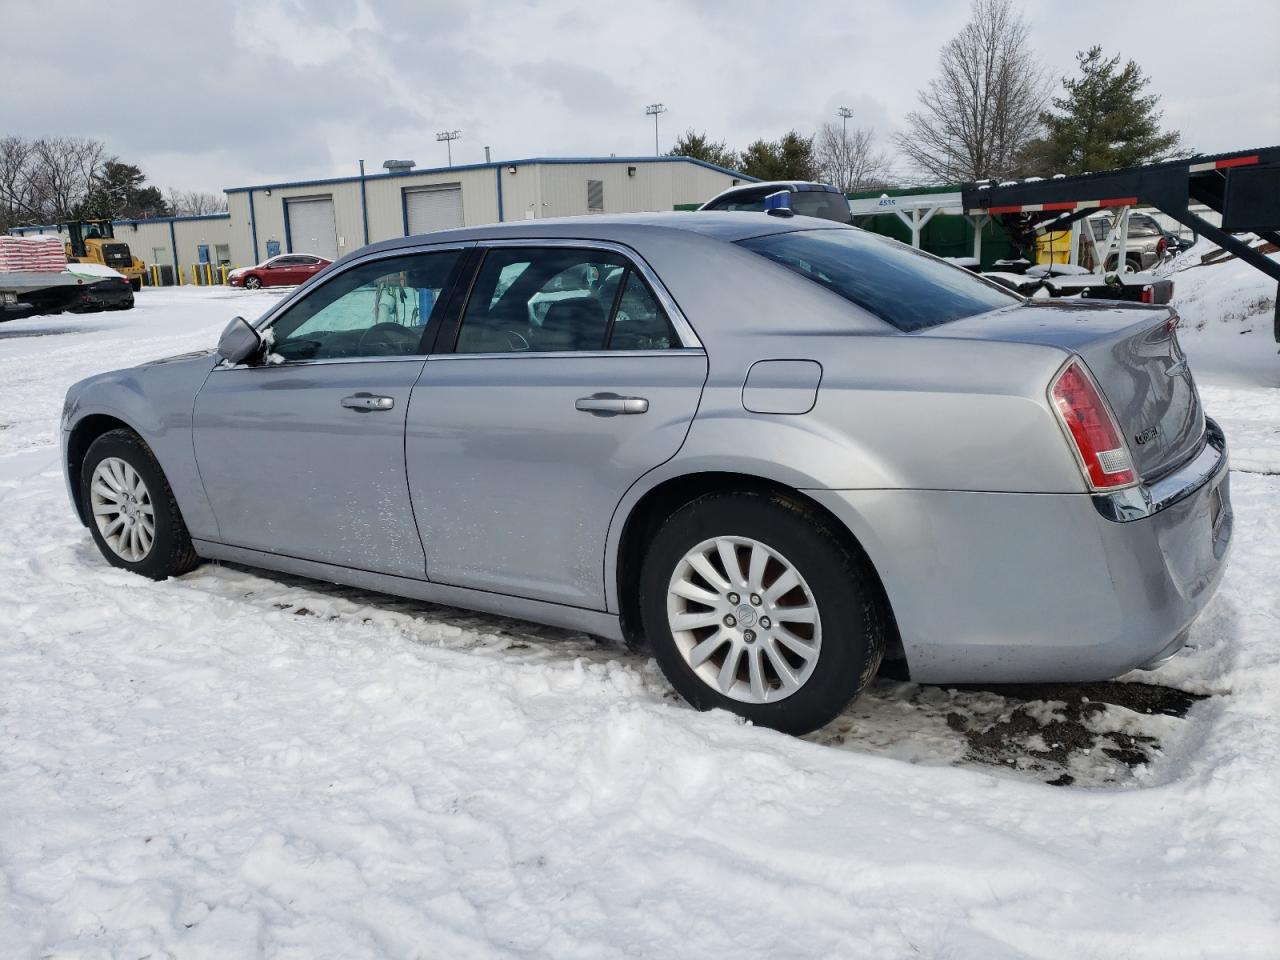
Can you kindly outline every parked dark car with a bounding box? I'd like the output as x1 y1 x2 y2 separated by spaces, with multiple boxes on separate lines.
699 182 852 223
229 254 331 289
69 274 135 312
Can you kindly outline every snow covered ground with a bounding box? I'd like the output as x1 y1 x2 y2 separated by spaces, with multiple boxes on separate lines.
1 266 1278 958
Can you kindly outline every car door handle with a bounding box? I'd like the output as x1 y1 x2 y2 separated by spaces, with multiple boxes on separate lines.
575 394 649 416
341 394 395 411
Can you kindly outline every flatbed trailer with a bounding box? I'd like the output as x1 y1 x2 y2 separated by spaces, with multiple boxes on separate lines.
0 271 92 320
961 145 1280 340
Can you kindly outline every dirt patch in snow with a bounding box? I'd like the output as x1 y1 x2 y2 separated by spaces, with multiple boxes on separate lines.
814 676 1208 788
944 681 1205 786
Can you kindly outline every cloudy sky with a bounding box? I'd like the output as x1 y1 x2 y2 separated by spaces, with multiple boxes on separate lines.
3 0 1276 193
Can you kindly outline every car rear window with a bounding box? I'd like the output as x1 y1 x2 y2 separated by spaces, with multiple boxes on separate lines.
738 228 1020 332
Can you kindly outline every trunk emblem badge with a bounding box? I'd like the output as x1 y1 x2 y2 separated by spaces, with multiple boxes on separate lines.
1134 425 1160 446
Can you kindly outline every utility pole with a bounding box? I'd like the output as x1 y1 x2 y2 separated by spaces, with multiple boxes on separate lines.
436 130 461 167
837 106 853 141
645 104 666 156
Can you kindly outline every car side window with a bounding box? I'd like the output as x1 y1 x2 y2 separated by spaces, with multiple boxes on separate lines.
455 247 633 353
1130 215 1160 237
721 194 767 212
267 250 461 362
606 271 676 350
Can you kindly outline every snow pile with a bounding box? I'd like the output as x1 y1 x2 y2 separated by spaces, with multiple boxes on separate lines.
1164 242 1278 332
1 288 1279 957
65 262 126 281
1169 245 1280 471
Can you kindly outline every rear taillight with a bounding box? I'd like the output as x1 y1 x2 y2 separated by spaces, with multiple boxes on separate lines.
1140 284 1154 304
1049 360 1136 490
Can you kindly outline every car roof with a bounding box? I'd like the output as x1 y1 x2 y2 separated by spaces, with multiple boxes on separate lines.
705 181 843 200
350 211 834 262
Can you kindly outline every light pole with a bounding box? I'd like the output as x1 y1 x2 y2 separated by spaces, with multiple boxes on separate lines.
837 106 853 141
645 103 666 156
436 130 461 167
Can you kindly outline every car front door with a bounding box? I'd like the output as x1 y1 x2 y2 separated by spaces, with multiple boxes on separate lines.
278 256 308 285
192 246 467 578
406 242 708 609
289 256 321 284
257 256 289 286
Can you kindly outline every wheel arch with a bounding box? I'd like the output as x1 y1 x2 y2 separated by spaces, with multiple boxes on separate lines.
611 469 902 663
66 413 138 525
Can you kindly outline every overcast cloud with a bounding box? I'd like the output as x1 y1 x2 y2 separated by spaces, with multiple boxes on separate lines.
2 0 1276 193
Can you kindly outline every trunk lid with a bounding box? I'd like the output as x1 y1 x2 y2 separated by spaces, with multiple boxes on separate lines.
927 300 1204 482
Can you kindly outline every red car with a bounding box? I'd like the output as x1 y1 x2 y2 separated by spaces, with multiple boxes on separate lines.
229 254 331 289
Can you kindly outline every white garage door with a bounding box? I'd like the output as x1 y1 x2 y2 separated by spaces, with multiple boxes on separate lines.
405 185 464 236
286 197 338 260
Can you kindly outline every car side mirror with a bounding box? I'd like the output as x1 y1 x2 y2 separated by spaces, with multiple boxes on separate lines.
216 316 263 365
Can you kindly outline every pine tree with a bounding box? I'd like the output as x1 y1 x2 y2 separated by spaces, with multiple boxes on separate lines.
1025 46 1185 175
667 129 739 170
82 160 169 220
739 131 817 182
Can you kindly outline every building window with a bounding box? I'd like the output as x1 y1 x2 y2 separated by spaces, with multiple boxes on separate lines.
587 179 604 213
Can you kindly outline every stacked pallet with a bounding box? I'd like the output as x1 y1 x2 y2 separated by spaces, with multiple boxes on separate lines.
0 235 67 272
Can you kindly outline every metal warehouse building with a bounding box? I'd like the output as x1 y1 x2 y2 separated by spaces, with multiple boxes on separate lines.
226 155 747 266
10 156 748 277
11 213 236 280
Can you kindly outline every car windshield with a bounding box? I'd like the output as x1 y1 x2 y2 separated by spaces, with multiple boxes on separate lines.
738 227 1020 332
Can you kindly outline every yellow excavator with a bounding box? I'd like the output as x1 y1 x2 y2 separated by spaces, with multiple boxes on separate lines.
65 220 145 291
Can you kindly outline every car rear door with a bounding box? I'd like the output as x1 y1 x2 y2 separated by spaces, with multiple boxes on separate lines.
406 241 708 610
192 246 469 578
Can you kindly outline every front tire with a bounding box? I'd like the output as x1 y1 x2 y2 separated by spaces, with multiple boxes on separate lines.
639 492 886 735
80 429 201 580
244 275 262 290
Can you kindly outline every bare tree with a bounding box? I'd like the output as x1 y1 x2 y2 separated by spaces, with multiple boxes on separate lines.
165 188 228 216
814 122 893 192
0 136 42 227
30 136 107 221
1 135 109 227
894 0 1048 182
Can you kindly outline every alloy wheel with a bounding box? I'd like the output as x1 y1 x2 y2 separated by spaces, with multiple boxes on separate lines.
89 457 155 562
666 536 822 704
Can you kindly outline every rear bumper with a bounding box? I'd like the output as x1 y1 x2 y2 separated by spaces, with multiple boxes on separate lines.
807 426 1232 683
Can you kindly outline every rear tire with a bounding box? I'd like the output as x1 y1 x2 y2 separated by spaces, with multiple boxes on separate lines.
639 491 885 735
79 429 201 580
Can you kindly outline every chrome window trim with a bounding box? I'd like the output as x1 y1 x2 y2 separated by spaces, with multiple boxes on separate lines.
1093 418 1228 522
425 347 706 362
470 237 703 350
214 355 429 372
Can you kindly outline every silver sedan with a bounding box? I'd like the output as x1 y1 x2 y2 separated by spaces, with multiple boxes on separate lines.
60 213 1232 734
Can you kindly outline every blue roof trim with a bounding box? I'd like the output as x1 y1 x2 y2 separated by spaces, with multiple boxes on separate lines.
224 156 756 194
9 212 230 234
114 213 231 226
